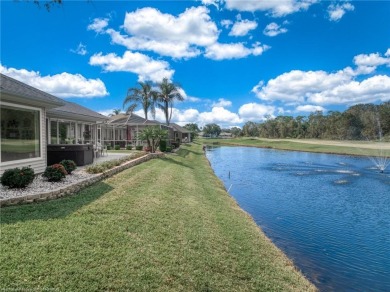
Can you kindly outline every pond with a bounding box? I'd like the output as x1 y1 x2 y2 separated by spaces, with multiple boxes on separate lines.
206 146 390 292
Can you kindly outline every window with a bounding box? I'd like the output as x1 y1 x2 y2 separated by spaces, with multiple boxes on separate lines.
1 103 41 163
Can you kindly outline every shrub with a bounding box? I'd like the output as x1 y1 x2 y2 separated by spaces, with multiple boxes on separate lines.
60 160 77 174
115 145 121 150
126 145 132 150
135 146 143 151
106 145 111 150
1 166 35 188
43 164 67 182
165 146 172 152
159 140 167 152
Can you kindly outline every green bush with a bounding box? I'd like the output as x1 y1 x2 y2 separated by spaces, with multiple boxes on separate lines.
165 146 172 152
1 166 35 188
106 145 111 150
115 145 121 150
126 145 133 150
43 164 67 182
59 160 77 174
159 140 167 152
135 146 143 151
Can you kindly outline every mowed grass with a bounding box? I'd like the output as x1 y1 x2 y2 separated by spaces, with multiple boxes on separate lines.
203 137 390 157
0 142 315 291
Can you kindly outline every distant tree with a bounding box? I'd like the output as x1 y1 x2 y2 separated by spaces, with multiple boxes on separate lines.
230 127 242 137
242 121 259 137
184 123 200 133
156 78 184 126
184 123 200 139
109 109 122 116
203 123 221 137
123 81 157 120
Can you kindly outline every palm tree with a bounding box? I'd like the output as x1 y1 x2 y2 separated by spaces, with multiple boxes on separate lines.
123 81 157 120
156 78 184 126
109 109 122 117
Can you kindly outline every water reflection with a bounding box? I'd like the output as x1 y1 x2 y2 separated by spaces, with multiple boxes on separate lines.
207 146 390 292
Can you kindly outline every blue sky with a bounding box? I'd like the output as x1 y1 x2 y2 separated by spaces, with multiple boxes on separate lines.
1 0 389 128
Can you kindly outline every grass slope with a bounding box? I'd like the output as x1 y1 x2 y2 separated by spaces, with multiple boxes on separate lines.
203 137 390 157
1 142 315 291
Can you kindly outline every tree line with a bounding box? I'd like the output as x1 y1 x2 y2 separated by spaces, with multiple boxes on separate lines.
186 102 390 141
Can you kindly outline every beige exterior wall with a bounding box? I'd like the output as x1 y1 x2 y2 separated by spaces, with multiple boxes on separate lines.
0 102 47 175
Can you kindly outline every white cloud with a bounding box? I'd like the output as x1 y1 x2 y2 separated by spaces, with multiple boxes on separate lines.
176 87 202 102
212 98 232 107
296 105 326 112
353 51 390 74
205 42 269 60
87 18 109 33
263 22 288 37
238 103 275 121
252 69 354 103
199 106 243 125
111 6 219 59
224 0 317 17
229 19 258 36
106 29 201 59
0 64 108 98
201 0 221 9
252 49 390 107
327 2 354 22
308 75 390 105
89 51 174 82
70 43 87 56
221 19 233 28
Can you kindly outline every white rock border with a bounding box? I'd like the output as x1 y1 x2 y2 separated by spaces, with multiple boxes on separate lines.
0 153 164 207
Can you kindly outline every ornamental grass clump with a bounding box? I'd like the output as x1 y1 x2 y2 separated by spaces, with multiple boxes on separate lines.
0 166 35 188
59 160 77 174
43 164 67 182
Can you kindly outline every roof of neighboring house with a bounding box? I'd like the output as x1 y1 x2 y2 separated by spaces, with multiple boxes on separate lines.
170 123 192 133
47 101 109 122
0 73 65 108
108 113 161 126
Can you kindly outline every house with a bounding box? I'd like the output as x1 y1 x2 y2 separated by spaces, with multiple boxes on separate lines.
104 113 172 147
47 100 109 145
1 73 65 174
170 123 192 143
1 74 192 174
1 74 112 174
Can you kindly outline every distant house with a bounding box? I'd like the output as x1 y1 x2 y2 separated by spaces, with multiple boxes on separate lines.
219 132 232 139
170 123 192 143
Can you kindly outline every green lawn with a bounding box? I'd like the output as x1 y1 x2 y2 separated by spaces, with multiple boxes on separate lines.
0 142 315 291
202 137 390 157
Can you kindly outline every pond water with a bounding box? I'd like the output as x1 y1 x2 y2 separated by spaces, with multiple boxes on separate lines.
206 146 390 292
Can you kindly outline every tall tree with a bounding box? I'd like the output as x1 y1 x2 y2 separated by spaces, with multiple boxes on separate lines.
156 78 184 126
203 123 221 137
123 81 157 120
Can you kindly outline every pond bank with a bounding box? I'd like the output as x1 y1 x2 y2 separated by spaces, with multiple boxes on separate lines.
202 137 390 157
0 142 315 291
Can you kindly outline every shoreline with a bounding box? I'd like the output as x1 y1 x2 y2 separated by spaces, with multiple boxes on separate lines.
202 137 390 158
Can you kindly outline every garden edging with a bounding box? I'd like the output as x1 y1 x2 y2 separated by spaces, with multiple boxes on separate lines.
0 153 164 207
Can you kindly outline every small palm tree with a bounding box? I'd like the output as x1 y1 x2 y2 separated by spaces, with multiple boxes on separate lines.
123 81 157 120
109 109 122 117
156 78 184 126
139 126 167 153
